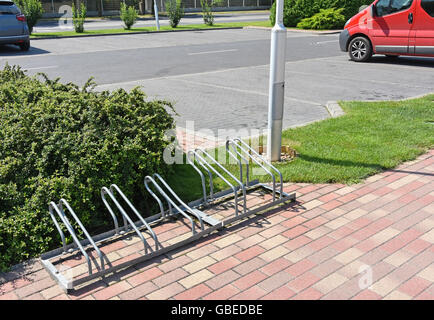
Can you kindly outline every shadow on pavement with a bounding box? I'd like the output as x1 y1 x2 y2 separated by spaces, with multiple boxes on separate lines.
0 44 50 57
366 55 434 68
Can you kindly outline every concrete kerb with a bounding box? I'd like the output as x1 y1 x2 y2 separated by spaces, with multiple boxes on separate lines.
30 26 343 41
30 26 245 41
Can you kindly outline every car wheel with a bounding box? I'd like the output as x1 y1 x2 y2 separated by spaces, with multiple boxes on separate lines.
348 37 372 62
19 40 30 51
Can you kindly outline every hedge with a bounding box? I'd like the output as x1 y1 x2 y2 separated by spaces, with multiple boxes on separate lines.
0 65 176 271
297 8 347 30
270 0 370 27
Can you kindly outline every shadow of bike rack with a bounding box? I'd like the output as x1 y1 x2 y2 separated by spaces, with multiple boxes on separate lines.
40 139 296 292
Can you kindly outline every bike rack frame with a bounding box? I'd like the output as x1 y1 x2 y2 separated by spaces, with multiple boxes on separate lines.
41 139 296 292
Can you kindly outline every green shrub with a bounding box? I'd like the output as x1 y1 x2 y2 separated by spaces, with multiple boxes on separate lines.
120 2 138 30
200 0 222 26
166 0 184 28
270 0 369 27
15 0 43 34
72 2 86 33
0 65 176 271
297 8 346 30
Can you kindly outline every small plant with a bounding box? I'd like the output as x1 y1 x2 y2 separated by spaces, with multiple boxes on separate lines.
16 0 43 34
297 8 346 30
120 2 138 30
166 0 184 28
72 2 86 33
200 0 222 26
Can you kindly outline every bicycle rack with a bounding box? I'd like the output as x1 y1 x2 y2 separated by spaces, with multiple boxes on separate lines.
41 139 296 292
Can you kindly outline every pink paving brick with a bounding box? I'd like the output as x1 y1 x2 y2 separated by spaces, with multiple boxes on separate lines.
233 270 268 291
230 285 267 300
398 277 432 297
308 236 335 251
127 267 163 286
281 216 308 229
352 289 383 300
287 272 320 293
208 257 240 275
261 285 295 300
292 287 323 300
283 235 312 250
285 259 316 277
260 258 292 276
174 284 212 300
320 200 343 211
92 281 132 300
202 284 240 300
283 225 309 239
234 245 266 262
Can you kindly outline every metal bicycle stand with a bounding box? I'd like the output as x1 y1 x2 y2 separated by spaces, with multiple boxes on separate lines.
41 139 296 292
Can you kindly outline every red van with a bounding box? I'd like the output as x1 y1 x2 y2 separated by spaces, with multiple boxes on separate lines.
340 0 434 61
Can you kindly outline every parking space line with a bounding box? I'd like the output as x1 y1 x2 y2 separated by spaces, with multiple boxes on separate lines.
25 65 58 71
188 49 238 55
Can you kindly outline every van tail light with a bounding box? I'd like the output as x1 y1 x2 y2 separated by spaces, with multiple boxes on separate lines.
16 14 26 22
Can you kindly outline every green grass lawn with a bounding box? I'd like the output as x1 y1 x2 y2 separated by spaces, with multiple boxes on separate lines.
30 21 272 38
169 94 434 202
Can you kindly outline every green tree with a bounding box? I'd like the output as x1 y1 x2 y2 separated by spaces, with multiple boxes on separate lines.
166 0 184 28
120 2 139 30
72 2 86 33
16 0 43 34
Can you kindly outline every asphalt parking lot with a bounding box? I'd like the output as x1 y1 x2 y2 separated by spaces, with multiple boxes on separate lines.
1 28 433 135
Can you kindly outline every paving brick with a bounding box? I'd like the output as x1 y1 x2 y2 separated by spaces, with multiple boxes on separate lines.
93 281 132 300
127 267 163 286
233 257 268 275
119 281 158 300
234 245 266 262
287 272 320 293
258 246 290 263
210 244 242 261
260 257 292 276
152 268 189 288
260 285 295 300
233 270 267 291
230 285 267 300
174 284 212 300
202 284 239 300
183 256 217 274
205 270 240 290
208 257 240 275
352 289 382 300
257 270 293 292
285 259 316 277
146 282 185 300
313 273 348 295
398 276 431 297
179 269 214 289
292 287 323 300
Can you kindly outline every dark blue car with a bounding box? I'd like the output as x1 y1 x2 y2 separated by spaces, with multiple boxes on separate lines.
0 0 30 51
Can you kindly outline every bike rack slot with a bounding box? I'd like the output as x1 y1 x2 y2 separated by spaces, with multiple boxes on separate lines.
41 138 296 292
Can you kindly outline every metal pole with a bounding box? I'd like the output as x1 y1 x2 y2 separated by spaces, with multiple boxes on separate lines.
154 0 160 30
266 0 286 162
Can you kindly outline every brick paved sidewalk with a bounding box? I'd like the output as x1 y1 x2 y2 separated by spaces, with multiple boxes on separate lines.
0 150 433 300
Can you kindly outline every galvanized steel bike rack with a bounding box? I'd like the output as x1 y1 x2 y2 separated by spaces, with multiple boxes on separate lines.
41 139 296 292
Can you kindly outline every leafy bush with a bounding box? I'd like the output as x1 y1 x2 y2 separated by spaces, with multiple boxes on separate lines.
15 0 43 34
270 0 369 27
166 0 184 28
297 8 346 30
0 65 176 271
72 2 86 33
120 2 138 30
200 0 222 26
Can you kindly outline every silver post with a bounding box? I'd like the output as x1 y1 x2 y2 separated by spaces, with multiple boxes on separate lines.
267 0 286 162
154 0 160 30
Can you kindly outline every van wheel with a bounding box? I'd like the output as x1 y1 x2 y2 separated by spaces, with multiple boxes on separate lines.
19 40 30 51
348 37 372 62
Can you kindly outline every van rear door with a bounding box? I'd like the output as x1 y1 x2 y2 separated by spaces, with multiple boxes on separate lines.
369 0 417 54
412 0 434 55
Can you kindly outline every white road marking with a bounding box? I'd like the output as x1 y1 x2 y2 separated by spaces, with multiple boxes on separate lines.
188 49 238 55
25 65 58 71
314 40 339 44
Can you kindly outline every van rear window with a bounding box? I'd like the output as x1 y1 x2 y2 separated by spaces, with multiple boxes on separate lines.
421 0 434 17
0 2 19 15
